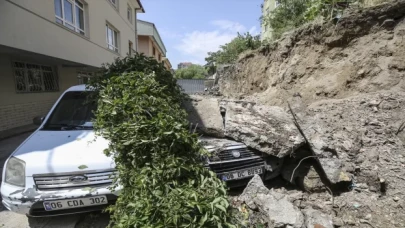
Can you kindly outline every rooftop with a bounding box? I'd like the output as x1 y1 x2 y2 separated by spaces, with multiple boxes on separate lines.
137 20 166 55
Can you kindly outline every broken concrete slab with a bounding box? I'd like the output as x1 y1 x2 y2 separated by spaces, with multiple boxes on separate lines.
254 193 304 228
238 175 270 210
281 156 352 191
239 175 304 228
224 102 305 158
182 95 225 137
319 158 352 185
303 208 333 228
309 134 329 156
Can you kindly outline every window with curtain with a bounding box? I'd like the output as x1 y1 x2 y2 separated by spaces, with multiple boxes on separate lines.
127 5 133 23
54 0 85 35
106 24 119 53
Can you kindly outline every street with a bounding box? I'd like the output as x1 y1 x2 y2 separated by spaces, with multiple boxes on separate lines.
0 133 109 228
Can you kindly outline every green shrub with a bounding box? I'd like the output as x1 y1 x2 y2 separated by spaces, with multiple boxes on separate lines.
89 53 182 103
175 64 208 79
93 71 235 228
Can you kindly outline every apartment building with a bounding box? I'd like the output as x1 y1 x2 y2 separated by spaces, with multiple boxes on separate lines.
137 20 172 70
261 0 279 41
0 0 144 137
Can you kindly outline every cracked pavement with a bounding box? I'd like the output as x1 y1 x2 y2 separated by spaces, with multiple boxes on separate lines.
0 132 110 228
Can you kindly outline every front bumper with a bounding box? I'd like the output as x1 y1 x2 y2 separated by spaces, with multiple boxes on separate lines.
1 180 121 216
206 155 283 188
215 166 280 188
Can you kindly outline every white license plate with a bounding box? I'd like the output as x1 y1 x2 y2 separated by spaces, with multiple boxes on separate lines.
220 167 263 181
43 195 107 211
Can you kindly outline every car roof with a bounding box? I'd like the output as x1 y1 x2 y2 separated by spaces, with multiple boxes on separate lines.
66 84 89 92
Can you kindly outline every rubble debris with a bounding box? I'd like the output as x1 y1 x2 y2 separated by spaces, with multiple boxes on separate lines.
303 208 333 228
255 193 304 228
283 164 326 192
187 1 405 226
239 175 304 228
224 102 305 158
238 175 270 210
319 158 352 185
332 217 344 227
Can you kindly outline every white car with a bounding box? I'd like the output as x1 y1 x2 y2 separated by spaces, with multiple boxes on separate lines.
1 85 118 216
1 85 282 217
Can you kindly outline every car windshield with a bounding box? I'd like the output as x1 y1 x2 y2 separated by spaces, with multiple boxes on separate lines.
42 91 96 130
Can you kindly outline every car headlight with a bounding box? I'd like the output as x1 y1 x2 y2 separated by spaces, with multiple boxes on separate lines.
5 157 25 187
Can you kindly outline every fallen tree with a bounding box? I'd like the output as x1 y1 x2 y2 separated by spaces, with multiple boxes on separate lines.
91 55 235 228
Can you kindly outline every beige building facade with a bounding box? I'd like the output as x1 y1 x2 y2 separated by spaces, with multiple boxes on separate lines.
137 20 172 70
0 0 144 136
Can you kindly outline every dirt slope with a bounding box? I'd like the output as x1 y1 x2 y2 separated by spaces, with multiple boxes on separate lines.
218 1 405 227
219 0 405 107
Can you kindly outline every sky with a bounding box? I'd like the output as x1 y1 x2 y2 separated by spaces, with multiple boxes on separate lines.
138 0 263 69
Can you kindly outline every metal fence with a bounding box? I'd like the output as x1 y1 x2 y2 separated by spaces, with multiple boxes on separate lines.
176 79 214 94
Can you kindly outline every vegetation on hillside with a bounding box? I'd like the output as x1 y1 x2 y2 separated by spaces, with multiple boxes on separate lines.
205 32 261 73
261 0 387 40
88 53 235 228
175 64 208 79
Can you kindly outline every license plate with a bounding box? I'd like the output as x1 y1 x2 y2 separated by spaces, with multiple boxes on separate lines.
43 195 107 211
220 167 263 181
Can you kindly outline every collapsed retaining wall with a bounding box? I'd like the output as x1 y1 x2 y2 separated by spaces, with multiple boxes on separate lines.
199 1 405 227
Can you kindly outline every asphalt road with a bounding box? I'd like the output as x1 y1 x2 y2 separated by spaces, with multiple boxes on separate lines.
0 132 109 228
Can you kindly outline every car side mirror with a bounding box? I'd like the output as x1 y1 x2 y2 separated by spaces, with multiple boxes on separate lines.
33 116 44 126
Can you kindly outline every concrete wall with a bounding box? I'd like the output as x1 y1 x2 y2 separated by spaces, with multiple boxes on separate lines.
1 0 140 67
0 54 81 132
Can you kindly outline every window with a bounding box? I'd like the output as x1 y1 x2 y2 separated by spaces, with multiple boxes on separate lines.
54 0 85 35
77 71 93 84
158 54 161 62
152 46 156 56
129 41 133 56
43 91 96 130
13 62 59 93
109 0 118 9
127 5 133 23
106 24 119 53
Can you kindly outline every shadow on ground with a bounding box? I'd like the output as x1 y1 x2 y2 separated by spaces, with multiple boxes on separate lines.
27 212 110 228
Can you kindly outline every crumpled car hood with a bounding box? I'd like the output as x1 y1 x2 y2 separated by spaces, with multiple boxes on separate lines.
199 136 245 151
11 130 114 176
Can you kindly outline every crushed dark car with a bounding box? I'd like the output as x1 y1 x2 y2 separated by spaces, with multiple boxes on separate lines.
200 137 283 187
